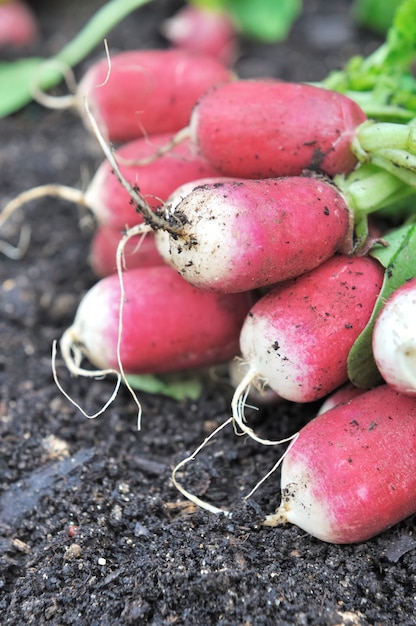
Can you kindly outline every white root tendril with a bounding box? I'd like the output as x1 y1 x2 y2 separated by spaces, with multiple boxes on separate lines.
31 58 79 110
129 126 191 166
0 185 88 230
115 225 153 430
244 432 299 500
171 418 234 517
52 337 122 420
231 366 295 446
0 223 31 259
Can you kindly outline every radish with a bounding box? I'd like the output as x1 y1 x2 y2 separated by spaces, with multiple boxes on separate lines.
77 49 234 142
186 80 367 178
232 255 384 408
139 79 416 182
161 5 238 66
0 0 38 48
60 265 253 376
317 382 365 415
89 225 165 278
85 133 222 230
263 384 416 543
372 277 416 396
153 176 353 293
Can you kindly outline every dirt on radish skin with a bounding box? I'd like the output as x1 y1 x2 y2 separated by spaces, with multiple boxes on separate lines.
264 384 416 544
155 176 353 293
187 80 367 178
236 255 384 403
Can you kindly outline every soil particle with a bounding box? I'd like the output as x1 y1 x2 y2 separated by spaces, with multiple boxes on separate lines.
0 1 415 625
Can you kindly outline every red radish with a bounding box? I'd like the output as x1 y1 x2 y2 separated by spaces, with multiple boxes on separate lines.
232 255 384 406
0 0 38 48
78 49 234 142
153 176 353 293
89 225 165 278
317 382 365 415
61 265 253 375
264 384 416 543
372 278 416 396
183 80 368 178
161 5 238 66
85 133 222 230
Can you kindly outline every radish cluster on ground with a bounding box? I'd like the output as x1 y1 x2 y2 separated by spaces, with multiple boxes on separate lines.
2 2 416 546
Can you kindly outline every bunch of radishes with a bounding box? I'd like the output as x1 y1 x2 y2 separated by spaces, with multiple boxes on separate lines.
2 3 416 545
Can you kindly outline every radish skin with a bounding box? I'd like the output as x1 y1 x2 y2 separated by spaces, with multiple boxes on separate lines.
161 5 238 65
0 0 38 48
264 385 416 543
317 382 365 415
372 278 416 396
154 177 353 293
78 49 233 142
89 226 165 277
61 266 252 374
236 255 384 403
85 133 221 230
188 80 367 178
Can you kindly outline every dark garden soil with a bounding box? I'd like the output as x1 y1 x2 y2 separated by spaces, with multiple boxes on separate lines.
0 1 415 624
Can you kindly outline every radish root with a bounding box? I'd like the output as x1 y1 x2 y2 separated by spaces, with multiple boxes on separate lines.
53 336 122 420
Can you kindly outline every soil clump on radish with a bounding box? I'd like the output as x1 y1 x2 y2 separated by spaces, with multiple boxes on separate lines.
0 1 414 625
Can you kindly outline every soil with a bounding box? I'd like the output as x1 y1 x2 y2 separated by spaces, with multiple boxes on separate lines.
0 1 415 625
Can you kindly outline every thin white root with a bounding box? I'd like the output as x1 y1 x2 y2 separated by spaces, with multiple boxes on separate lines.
231 367 293 446
244 432 299 499
31 59 79 110
52 338 122 420
0 223 31 259
114 225 153 430
171 417 234 517
129 126 192 166
0 184 87 229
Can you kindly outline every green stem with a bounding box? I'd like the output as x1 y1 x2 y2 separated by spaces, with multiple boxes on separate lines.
37 0 153 90
334 163 416 216
356 121 416 153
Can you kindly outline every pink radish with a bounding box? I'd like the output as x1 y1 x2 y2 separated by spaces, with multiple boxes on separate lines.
77 49 234 142
153 176 353 293
85 133 222 230
372 277 416 396
317 382 365 415
89 225 165 278
264 384 416 543
232 255 384 406
161 5 238 65
61 265 253 375
0 0 38 48
181 80 368 178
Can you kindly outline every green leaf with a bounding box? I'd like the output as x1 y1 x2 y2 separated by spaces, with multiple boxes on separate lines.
125 372 203 401
353 0 404 35
227 0 302 41
321 0 416 122
0 0 152 118
347 222 416 388
190 0 302 41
